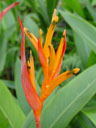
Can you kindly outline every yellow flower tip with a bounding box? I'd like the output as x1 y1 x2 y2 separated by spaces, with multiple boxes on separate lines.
24 27 28 33
64 30 66 35
27 61 30 66
52 9 59 23
62 30 66 38
52 16 59 24
39 29 42 35
72 68 80 74
39 28 43 45
30 50 32 56
54 9 57 15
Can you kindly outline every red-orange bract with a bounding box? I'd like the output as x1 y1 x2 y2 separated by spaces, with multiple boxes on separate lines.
0 2 19 21
19 17 42 128
19 9 80 128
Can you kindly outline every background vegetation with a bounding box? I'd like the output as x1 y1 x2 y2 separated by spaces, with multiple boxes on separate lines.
0 0 96 128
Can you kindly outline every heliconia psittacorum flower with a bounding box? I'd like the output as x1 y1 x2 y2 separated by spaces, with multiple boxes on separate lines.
19 9 80 128
0 2 19 21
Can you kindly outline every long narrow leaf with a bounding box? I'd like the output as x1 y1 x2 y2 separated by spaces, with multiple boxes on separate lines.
73 31 91 68
46 0 59 20
62 0 85 18
59 10 96 53
82 108 96 126
0 80 26 128
0 38 7 73
41 65 96 128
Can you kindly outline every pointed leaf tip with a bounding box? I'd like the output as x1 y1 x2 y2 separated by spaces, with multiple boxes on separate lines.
14 2 19 6
0 2 19 21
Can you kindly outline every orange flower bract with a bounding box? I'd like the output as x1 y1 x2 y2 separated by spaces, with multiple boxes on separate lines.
19 9 80 128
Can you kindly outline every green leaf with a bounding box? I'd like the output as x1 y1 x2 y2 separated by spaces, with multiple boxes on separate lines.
77 112 95 128
37 0 50 24
86 1 96 21
62 0 85 18
2 80 15 89
62 53 81 71
0 80 26 128
1 10 16 38
0 110 10 128
82 108 96 126
59 10 96 53
0 38 7 73
41 65 96 128
46 0 59 20
79 0 96 21
87 51 96 67
15 58 31 115
24 15 39 37
73 31 91 68
92 0 96 6
23 110 36 128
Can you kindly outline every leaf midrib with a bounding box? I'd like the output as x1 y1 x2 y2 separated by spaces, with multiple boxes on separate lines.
50 79 96 127
0 105 13 128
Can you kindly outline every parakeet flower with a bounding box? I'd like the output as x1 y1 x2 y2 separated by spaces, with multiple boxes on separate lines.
0 2 19 21
19 9 80 128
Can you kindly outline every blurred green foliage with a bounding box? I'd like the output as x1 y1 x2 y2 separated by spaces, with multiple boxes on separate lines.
0 0 96 128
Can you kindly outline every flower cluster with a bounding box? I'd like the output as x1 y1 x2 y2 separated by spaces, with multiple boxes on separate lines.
0 3 80 128
19 9 80 128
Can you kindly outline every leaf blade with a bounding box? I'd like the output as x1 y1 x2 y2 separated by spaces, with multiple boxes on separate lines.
0 80 26 128
41 65 96 128
59 10 96 53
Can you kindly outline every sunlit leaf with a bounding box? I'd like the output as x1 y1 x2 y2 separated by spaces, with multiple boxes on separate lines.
0 80 26 128
62 0 85 17
0 110 10 128
41 65 96 128
73 31 91 68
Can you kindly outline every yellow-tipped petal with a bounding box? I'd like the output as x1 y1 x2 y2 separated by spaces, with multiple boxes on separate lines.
48 44 56 76
41 68 80 102
27 50 37 92
39 29 43 46
50 30 66 79
24 28 38 51
51 9 59 23
49 68 80 93
72 68 80 74
43 9 59 58
56 30 66 56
